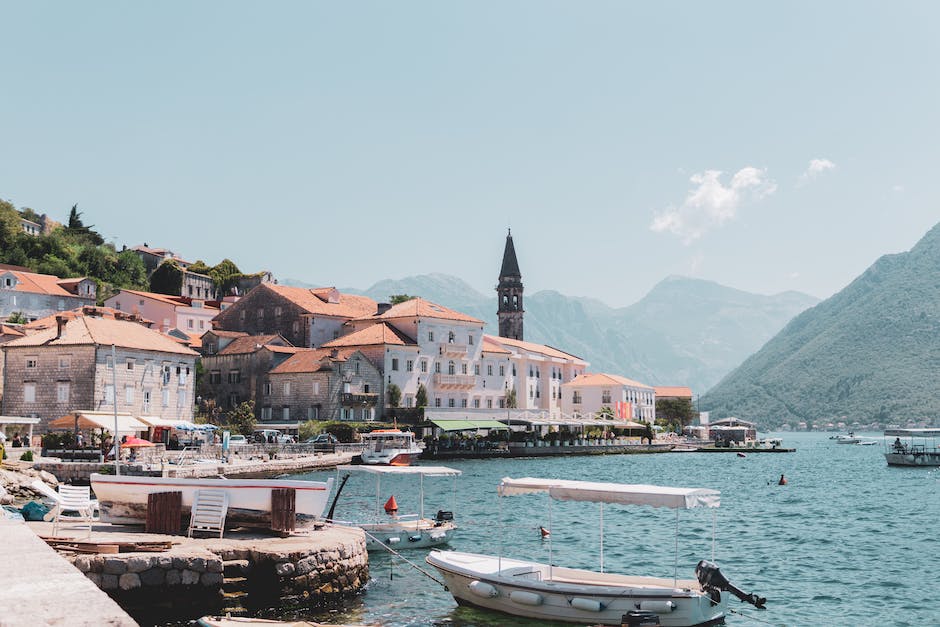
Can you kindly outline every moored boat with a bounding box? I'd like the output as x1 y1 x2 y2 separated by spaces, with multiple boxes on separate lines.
329 465 460 550
426 477 766 626
359 429 423 466
884 429 940 467
91 474 334 527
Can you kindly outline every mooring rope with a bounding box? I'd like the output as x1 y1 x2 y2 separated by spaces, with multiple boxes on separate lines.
727 606 778 626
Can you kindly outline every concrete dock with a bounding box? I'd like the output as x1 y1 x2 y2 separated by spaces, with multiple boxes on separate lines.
0 518 137 627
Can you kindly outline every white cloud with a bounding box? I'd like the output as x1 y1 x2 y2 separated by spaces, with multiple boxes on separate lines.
650 167 776 244
800 158 836 183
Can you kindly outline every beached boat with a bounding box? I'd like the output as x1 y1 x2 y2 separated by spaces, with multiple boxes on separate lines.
884 429 940 467
90 474 334 527
328 465 459 550
359 429 423 466
426 477 766 626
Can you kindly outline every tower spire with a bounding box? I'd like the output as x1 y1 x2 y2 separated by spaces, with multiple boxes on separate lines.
497 230 524 340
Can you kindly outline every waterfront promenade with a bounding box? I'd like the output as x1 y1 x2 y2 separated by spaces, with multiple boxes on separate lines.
0 517 137 626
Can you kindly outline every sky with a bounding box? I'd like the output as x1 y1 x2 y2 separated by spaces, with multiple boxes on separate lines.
1 2 938 307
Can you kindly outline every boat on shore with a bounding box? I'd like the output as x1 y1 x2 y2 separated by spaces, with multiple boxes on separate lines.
359 429 423 466
884 429 940 467
426 477 766 626
328 465 460 550
91 474 334 527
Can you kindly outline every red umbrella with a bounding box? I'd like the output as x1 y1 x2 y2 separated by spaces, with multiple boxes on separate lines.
122 436 155 448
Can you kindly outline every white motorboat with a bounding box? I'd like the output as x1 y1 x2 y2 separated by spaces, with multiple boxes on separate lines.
884 429 940 466
835 433 861 444
91 473 334 527
327 465 460 550
426 477 766 627
359 429 423 466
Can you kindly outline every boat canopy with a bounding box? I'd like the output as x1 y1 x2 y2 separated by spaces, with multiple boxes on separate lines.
884 428 940 437
498 477 720 509
430 419 509 431
336 465 461 477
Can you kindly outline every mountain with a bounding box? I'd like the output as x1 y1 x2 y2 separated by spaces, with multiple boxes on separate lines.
701 222 940 428
284 274 817 394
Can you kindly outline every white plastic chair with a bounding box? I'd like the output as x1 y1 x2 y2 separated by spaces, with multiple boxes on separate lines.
188 489 229 538
52 485 96 538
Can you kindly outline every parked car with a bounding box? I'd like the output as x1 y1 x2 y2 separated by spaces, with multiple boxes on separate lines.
228 434 248 447
252 429 295 444
305 433 338 451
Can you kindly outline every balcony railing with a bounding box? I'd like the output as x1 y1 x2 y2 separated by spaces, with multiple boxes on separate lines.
341 392 379 406
439 342 468 356
432 373 477 389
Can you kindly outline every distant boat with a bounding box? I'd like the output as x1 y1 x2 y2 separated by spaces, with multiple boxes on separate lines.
884 429 940 467
359 429 423 466
835 433 861 444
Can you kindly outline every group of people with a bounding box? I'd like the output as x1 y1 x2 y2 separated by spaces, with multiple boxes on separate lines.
7 433 30 448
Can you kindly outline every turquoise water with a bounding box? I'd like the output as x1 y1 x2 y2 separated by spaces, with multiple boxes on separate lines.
287 432 940 627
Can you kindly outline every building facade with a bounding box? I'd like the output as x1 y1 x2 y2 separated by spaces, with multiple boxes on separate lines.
0 266 97 322
560 373 656 422
197 333 298 413
1 313 198 431
106 289 220 337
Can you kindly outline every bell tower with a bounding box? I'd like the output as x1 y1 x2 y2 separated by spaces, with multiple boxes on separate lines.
497 229 524 340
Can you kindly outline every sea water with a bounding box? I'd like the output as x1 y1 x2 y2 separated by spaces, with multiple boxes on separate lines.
283 432 939 627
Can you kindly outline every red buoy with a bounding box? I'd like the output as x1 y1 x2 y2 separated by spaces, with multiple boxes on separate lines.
384 495 398 514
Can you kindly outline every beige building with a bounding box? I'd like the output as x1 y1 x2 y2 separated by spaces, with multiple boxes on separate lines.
561 372 656 422
1 312 199 431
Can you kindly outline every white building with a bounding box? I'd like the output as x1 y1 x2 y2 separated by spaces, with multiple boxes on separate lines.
560 372 656 422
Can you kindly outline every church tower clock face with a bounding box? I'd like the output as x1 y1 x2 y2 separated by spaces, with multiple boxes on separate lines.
497 229 524 341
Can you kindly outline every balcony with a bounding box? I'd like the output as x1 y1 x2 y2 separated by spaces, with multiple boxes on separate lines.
341 392 379 407
439 342 468 356
433 373 477 389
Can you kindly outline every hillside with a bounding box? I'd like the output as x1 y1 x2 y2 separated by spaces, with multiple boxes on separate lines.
286 274 817 394
701 222 940 428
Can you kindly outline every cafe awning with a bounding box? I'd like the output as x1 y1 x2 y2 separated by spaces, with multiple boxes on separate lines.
49 411 148 435
430 419 509 431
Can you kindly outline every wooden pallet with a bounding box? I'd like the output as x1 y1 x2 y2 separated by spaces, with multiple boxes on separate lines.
41 537 175 554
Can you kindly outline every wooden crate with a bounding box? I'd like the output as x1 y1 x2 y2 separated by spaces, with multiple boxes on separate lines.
146 491 183 534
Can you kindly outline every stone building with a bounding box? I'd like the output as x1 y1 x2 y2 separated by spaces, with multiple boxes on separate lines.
197 333 299 413
0 265 97 322
211 283 377 348
0 312 199 431
266 348 382 423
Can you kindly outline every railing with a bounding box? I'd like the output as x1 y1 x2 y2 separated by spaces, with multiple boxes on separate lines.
432 373 476 388
439 342 468 356
341 392 379 406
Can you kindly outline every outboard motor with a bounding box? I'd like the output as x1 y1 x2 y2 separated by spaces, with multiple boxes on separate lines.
434 510 454 526
695 560 766 609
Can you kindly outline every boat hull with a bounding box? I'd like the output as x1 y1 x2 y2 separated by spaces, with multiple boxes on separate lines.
91 474 334 527
426 550 726 627
885 452 940 467
360 449 422 466
355 519 456 550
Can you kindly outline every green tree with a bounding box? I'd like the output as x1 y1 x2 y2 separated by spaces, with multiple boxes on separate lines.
505 387 517 409
655 398 696 429
226 401 256 436
64 204 104 246
188 259 212 275
597 406 614 420
415 384 428 408
389 294 416 305
112 249 148 289
150 260 184 295
387 383 402 408
7 312 28 324
210 258 242 295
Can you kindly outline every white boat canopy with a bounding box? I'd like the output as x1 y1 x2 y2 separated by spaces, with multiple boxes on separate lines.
884 428 940 437
498 477 719 509
336 465 461 477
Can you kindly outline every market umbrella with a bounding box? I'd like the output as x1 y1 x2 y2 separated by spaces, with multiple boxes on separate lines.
121 436 155 448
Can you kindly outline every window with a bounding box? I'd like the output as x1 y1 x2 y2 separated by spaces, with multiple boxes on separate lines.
405 396 413 407
529 385 534 398
406 360 413 372
24 383 36 403
228 370 241 384
420 360 428 373
473 399 480 408
282 406 290 421
448 331 455 343
468 334 474 345
284 382 291 395
264 382 272 395
512 364 516 376
461 399 468 408
187 319 194 329
292 321 300 334
428 331 435 342
240 310 246 321
474 364 480 375
434 362 441 374
105 384 115 404
125 386 134 404
573 391 582 404
229 393 239 408
26 357 38 369
126 358 135 370
210 370 221 384
486 399 493 409
355 361 360 375
177 389 186 407
143 389 151 409
262 406 272 420
462 363 468 375
487 364 493 376
602 390 612 404
162 389 170 407
448 361 455 375
499 398 505 408
435 398 441 407
275 306 282 317
257 309 264 320
364 384 370 393
499 365 505 376
57 382 69 403
448 398 455 408
313 381 320 395
307 407 318 420
391 358 399 371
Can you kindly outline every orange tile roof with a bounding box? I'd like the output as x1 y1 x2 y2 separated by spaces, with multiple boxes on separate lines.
483 334 586 363
216 334 292 355
264 284 377 318
114 289 221 310
25 307 154 332
0 324 26 339
0 269 93 298
322 323 417 348
204 329 248 339
356 297 483 324
566 372 653 389
4 315 198 355
482 336 512 354
654 386 693 398
269 347 358 374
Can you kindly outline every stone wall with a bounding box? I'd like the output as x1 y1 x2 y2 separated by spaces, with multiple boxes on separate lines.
1 345 97 426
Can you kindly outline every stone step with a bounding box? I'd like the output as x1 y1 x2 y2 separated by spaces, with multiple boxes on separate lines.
223 559 251 577
223 576 250 593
